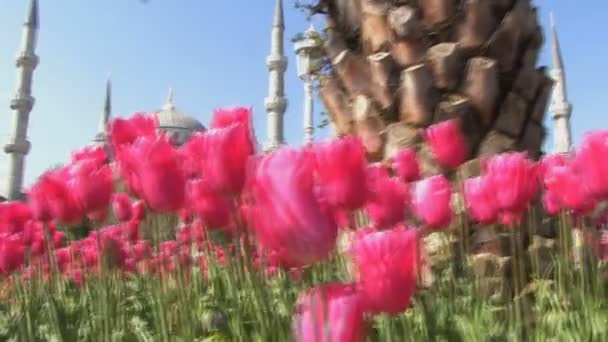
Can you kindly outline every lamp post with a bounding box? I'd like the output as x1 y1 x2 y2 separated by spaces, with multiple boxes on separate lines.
295 24 323 144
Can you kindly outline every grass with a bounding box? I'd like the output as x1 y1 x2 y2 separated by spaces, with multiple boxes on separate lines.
1 214 608 341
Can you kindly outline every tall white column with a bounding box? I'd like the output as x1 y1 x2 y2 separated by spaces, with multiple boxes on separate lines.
264 0 288 152
549 12 573 154
93 78 112 145
303 78 314 144
4 0 39 200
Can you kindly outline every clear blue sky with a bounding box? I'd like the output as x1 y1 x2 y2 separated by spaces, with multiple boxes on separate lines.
0 1 606 192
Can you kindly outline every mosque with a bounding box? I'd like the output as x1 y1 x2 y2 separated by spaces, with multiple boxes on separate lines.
0 0 572 202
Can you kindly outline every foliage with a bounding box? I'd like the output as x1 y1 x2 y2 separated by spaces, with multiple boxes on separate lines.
1 219 608 340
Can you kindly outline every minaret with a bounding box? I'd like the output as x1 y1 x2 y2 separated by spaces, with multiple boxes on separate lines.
163 87 175 111
549 12 573 154
3 0 39 201
264 0 288 152
93 78 112 145
295 24 319 145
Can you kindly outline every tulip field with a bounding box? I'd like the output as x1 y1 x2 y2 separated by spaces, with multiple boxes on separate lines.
1 108 608 341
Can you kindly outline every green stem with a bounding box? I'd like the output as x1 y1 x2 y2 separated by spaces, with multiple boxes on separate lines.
509 225 522 333
578 216 587 308
527 207 539 277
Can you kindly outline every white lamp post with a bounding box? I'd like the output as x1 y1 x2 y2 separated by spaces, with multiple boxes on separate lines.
295 24 324 144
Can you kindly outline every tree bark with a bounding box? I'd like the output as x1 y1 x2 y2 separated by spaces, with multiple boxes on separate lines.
420 0 455 27
391 40 426 68
518 119 544 159
418 143 446 177
324 19 348 61
368 52 397 109
462 57 500 127
491 0 515 17
435 96 471 123
530 70 554 123
458 0 497 52
399 63 438 127
383 122 421 160
319 77 354 136
388 6 423 39
329 0 362 37
389 6 426 67
478 130 516 157
361 12 392 54
493 92 529 138
359 0 391 15
486 11 522 73
332 49 374 97
427 43 464 91
513 42 542 101
511 0 535 39
353 95 386 160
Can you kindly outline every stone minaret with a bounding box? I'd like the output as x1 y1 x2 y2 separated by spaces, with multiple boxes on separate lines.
549 12 573 154
3 0 39 200
93 79 112 145
163 87 175 111
264 0 288 152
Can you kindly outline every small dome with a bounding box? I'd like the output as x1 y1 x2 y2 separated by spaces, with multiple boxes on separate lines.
155 88 205 144
157 108 206 132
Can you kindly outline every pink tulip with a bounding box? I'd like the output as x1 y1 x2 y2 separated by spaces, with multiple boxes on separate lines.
67 158 114 218
177 132 205 179
26 175 58 223
52 231 65 248
251 148 338 267
312 136 368 210
29 230 46 256
201 107 256 195
543 160 594 215
66 268 84 287
292 283 367 342
540 154 569 178
424 119 468 169
55 247 72 272
350 226 420 314
542 191 561 216
572 130 608 200
108 112 158 150
0 235 25 274
112 193 133 222
412 175 453 229
117 135 186 213
114 151 143 199
211 106 255 143
132 240 152 261
464 176 499 224
484 152 539 225
124 220 140 241
186 179 232 229
28 170 84 225
391 148 420 183
200 125 254 196
0 202 32 235
131 201 146 222
71 145 108 169
366 168 408 229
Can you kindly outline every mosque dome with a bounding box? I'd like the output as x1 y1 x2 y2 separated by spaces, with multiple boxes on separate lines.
155 88 205 145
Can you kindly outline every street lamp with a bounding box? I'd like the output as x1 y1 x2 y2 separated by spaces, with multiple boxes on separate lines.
294 24 324 144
